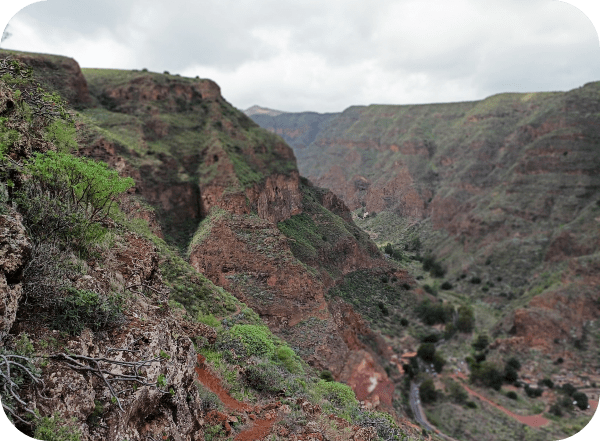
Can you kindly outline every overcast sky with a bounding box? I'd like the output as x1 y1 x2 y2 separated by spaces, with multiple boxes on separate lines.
1 0 600 113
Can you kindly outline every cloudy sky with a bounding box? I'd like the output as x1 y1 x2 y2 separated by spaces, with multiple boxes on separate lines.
1 0 600 113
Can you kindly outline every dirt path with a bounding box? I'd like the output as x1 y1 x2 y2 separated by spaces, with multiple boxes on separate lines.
450 374 549 428
195 354 277 440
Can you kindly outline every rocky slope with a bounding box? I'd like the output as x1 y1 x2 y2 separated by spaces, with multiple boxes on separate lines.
249 92 600 359
0 50 429 440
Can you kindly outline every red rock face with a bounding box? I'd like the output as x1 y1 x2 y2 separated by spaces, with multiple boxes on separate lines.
103 76 221 113
3 51 92 106
188 213 393 398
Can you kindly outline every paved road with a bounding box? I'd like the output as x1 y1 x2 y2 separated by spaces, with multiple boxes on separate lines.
410 382 435 432
409 382 461 441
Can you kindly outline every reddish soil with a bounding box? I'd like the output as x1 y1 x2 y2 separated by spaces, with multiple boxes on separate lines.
233 418 274 441
195 354 277 440
450 374 549 428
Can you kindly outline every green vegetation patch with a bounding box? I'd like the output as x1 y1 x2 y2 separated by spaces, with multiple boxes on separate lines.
328 269 413 336
52 288 124 335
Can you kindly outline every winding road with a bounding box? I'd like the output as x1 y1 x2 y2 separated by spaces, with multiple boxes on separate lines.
410 382 460 441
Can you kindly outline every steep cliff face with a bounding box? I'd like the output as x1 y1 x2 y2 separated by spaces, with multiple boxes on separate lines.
76 60 406 413
186 181 398 408
0 50 92 108
250 89 600 356
1 53 425 440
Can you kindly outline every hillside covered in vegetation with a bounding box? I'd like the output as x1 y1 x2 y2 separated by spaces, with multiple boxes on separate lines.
249 86 600 440
0 50 435 441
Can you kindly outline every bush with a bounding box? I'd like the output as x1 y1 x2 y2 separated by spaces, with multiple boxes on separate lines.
561 383 577 397
16 179 107 247
377 301 389 315
276 345 304 374
433 353 446 373
33 412 81 441
421 333 440 344
455 305 475 333
415 300 452 326
417 343 436 363
423 284 437 296
422 255 445 278
506 357 521 371
400 318 409 327
447 379 468 404
315 379 358 408
383 243 404 261
471 334 490 351
197 313 220 327
524 385 543 398
419 379 437 403
23 152 134 223
471 362 503 391
572 391 588 410
549 403 563 417
470 277 481 284
243 361 286 394
441 281 453 290
320 370 334 382
465 401 477 409
504 366 518 383
474 352 487 364
506 391 518 400
52 288 123 335
230 324 275 358
539 378 554 389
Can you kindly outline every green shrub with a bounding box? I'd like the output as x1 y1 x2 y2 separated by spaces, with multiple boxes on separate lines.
315 379 358 408
421 333 440 344
455 305 475 333
43 120 77 153
230 324 275 358
415 300 453 325
506 391 518 400
441 281 453 290
400 318 409 327
433 353 446 373
539 378 554 389
524 384 543 398
504 366 518 383
197 382 223 411
446 379 468 404
320 370 334 382
244 361 286 394
422 255 445 278
465 401 477 409
52 288 123 335
23 151 134 223
423 284 437 296
549 403 563 417
15 178 106 246
572 391 588 410
506 357 521 371
86 400 105 427
419 379 437 403
470 362 503 391
561 383 577 397
471 334 490 351
417 343 436 362
276 345 304 374
197 313 220 327
470 276 481 284
33 412 81 441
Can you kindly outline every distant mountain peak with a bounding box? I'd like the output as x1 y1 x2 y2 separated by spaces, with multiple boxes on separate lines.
243 105 287 117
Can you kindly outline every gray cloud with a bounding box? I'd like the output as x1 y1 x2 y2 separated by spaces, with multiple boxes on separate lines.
2 0 599 112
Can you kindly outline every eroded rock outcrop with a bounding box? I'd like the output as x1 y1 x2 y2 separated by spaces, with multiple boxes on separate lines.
0 214 31 340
